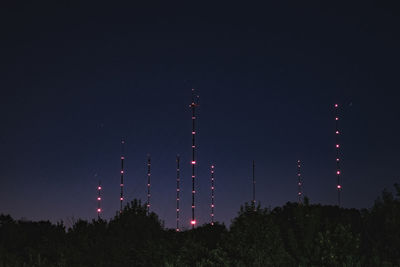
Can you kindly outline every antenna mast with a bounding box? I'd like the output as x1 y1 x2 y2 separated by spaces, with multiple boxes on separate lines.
334 104 342 206
211 165 215 225
189 88 199 228
176 155 180 232
97 180 102 219
120 139 125 213
297 160 303 204
147 154 151 214
252 160 256 210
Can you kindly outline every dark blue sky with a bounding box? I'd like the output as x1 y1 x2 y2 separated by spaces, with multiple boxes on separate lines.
1 2 399 229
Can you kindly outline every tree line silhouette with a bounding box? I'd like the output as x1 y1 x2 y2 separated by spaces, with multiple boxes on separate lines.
1 184 399 266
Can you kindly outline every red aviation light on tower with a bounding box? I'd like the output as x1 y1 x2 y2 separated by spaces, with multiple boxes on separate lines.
191 220 196 225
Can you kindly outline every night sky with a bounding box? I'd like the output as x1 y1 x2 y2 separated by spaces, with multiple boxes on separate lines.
1 2 399 229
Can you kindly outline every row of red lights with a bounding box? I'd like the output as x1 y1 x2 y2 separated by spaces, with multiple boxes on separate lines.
176 156 180 231
97 181 102 217
120 140 125 213
190 89 198 228
211 165 215 225
335 104 342 206
147 156 151 214
297 160 302 203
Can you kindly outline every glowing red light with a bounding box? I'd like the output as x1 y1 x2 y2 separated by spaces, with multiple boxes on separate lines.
97 197 101 201
335 117 339 121
336 131 339 134
97 208 101 212
191 161 196 165
121 156 125 160
120 170 124 174
337 185 342 189
336 144 340 148
120 197 124 201
211 204 214 208
98 186 102 190
211 165 215 168
337 170 341 175
211 187 214 190
190 220 196 225
192 131 196 135
334 104 338 108
336 158 340 162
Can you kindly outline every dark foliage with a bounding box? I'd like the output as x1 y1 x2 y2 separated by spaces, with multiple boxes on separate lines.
1 185 400 266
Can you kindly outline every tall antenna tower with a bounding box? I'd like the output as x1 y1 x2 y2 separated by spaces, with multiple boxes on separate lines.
120 139 125 213
210 165 215 225
176 155 180 232
97 180 102 219
189 88 199 228
252 160 256 210
297 160 303 204
334 104 342 206
146 154 151 214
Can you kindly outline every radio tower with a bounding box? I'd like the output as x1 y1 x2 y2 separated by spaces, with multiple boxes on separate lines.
146 154 151 214
176 155 180 232
120 139 125 213
297 160 303 204
252 160 256 210
334 104 342 206
189 88 199 228
210 165 215 225
97 180 102 219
